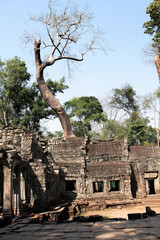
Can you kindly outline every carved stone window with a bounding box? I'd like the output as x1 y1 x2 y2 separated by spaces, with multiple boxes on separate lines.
93 181 103 193
110 180 120 191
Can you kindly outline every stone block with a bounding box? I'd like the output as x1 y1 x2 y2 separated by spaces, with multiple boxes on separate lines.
128 213 142 220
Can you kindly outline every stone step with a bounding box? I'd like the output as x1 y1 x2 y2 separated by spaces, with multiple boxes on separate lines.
143 200 160 203
144 203 160 206
143 199 160 202
145 194 160 198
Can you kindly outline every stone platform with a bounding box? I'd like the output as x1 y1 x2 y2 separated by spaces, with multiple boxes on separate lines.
0 215 160 239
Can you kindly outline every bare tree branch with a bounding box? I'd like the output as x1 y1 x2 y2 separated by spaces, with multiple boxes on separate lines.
26 1 108 138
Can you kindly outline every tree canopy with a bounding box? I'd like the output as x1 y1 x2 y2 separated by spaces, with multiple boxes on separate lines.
143 0 160 49
143 0 160 82
20 77 69 131
109 84 139 115
125 111 157 145
0 56 30 126
64 96 106 138
99 119 125 140
0 56 69 130
99 85 157 145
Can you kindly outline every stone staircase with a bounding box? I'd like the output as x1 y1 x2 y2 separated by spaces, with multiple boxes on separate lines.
143 194 160 208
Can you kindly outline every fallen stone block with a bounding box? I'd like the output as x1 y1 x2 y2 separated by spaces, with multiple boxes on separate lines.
146 206 156 216
128 213 142 220
142 213 148 218
73 215 103 222
86 215 103 222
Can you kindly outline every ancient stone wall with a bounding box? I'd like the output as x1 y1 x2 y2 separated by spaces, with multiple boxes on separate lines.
48 137 132 200
87 139 128 159
1 126 160 217
48 137 88 199
129 145 160 198
0 127 60 215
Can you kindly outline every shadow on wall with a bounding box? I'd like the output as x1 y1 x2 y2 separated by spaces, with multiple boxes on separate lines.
130 165 138 198
21 138 60 213
20 164 48 213
61 179 77 201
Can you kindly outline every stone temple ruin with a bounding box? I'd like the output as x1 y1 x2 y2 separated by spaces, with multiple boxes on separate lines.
0 126 160 218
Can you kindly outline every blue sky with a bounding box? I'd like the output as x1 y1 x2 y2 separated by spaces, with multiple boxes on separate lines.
0 0 157 131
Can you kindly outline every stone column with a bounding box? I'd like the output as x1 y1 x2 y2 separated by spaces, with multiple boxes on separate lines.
3 160 13 216
3 150 17 216
13 165 20 216
20 170 26 203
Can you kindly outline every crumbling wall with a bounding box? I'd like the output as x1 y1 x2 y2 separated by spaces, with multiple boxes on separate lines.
48 137 88 199
129 146 160 198
87 139 128 162
48 138 132 200
1 126 160 216
0 127 60 215
86 162 132 200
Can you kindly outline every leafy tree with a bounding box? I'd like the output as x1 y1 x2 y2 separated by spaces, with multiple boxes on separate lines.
0 57 69 130
100 85 157 145
143 0 160 48
44 130 63 139
100 119 125 140
64 96 106 138
125 111 157 145
24 1 105 138
20 77 69 131
0 56 30 126
141 87 160 146
98 85 139 141
143 0 160 81
110 84 139 115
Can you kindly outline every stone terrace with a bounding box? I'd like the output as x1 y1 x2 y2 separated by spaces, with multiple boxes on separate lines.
1 215 160 239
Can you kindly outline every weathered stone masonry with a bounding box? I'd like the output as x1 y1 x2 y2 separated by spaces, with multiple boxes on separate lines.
1 126 160 216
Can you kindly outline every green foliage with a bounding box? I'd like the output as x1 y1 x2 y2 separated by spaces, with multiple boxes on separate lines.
0 57 30 126
64 96 106 137
20 77 68 130
45 77 69 95
44 130 63 139
110 84 139 115
155 86 160 98
100 120 126 140
99 84 157 145
0 57 68 130
143 0 160 49
125 112 157 145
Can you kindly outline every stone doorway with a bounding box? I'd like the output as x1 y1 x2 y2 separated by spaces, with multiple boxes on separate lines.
144 172 158 196
148 179 155 195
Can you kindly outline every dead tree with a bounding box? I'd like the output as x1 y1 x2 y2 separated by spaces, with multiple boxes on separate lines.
29 2 106 138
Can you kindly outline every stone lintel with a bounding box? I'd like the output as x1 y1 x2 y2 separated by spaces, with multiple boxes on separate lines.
144 172 158 179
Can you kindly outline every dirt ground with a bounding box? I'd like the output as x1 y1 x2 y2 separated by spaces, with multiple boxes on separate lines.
82 204 160 220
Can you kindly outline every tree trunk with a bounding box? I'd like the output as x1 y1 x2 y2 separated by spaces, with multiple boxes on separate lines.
154 52 160 83
158 103 160 147
3 110 8 127
154 51 160 146
34 40 75 138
